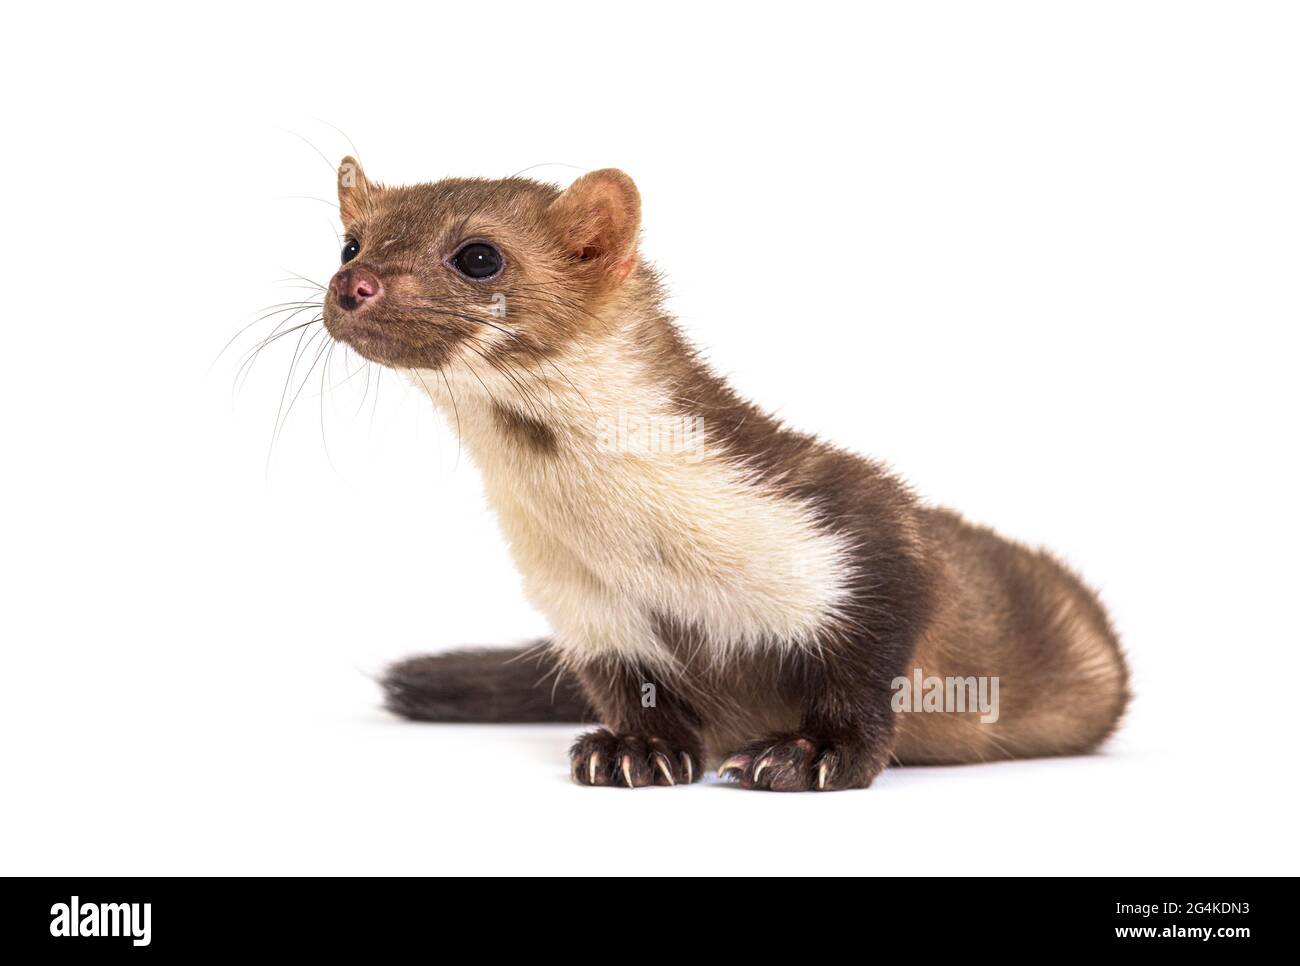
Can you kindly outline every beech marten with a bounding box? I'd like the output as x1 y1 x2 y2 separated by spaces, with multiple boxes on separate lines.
314 157 1129 791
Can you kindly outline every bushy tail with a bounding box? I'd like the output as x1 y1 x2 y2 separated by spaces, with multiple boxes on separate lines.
382 641 593 723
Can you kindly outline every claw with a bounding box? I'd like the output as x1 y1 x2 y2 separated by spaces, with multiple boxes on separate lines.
817 761 830 790
653 753 675 785
589 752 600 785
621 754 636 788
717 754 748 778
655 754 676 785
681 752 694 784
752 755 773 783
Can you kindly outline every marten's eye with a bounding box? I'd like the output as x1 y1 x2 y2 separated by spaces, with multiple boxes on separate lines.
451 242 503 280
341 239 360 264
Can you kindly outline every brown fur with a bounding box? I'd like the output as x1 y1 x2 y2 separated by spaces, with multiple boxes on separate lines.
322 158 1130 791
491 403 559 455
384 645 591 723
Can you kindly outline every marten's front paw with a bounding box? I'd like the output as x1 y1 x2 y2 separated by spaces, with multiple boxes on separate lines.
570 730 699 787
717 735 876 791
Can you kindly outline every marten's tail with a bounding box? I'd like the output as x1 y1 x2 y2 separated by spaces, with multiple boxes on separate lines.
381 641 593 723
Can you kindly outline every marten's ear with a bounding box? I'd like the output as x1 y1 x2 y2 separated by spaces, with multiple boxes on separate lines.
548 169 641 285
337 156 375 226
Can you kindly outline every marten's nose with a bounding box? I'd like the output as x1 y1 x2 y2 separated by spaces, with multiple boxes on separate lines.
330 267 382 311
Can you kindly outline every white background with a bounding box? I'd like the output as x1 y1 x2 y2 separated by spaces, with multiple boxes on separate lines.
2 1 1297 876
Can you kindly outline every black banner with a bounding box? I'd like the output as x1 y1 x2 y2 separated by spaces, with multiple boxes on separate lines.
4 877 1274 955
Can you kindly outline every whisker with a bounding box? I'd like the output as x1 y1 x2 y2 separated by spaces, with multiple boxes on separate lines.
278 268 327 290
318 339 342 478
280 128 339 175
276 195 338 208
436 366 463 469
279 330 333 444
234 315 323 400
308 116 363 164
211 299 323 377
265 324 324 475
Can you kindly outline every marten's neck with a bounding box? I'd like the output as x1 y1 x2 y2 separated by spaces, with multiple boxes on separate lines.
416 280 711 465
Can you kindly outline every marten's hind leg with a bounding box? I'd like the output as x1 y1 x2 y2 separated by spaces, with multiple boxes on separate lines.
992 584 1130 759
894 532 1130 765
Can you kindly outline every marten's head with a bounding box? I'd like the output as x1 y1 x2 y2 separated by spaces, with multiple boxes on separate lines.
323 157 641 371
